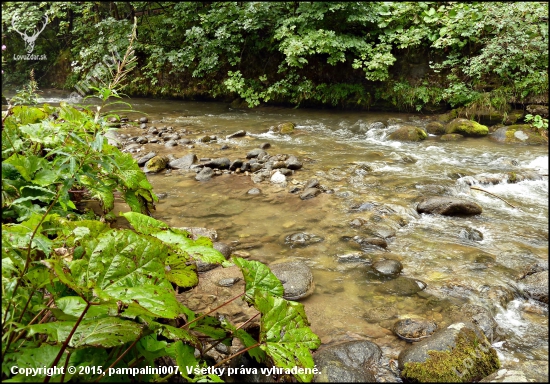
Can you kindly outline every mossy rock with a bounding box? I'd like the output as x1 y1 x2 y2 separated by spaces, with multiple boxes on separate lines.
503 109 525 125
440 133 464 141
446 118 488 137
144 155 169 173
458 104 511 126
399 322 500 382
426 122 446 135
388 125 427 142
277 122 295 134
490 125 547 145
436 109 459 123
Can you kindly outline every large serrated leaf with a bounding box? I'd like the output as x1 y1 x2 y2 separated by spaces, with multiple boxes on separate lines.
103 285 182 319
255 291 321 383
233 257 284 303
27 317 143 348
123 211 172 234
85 229 169 289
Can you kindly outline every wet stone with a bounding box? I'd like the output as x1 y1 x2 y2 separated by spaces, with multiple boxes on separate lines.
377 276 427 296
195 167 214 181
139 117 148 123
270 261 314 301
164 140 177 148
300 187 321 200
393 318 437 342
226 130 247 139
217 277 240 287
459 227 484 241
259 142 271 149
137 151 156 166
372 259 403 277
285 232 324 248
139 123 147 129
246 148 267 159
247 188 261 195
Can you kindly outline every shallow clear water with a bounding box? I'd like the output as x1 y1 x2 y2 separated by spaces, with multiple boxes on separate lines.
39 91 550 368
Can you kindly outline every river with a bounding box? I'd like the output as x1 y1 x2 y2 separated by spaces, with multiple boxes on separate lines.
41 90 549 374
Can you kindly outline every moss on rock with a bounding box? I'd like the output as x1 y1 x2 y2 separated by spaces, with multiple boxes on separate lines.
446 118 489 137
144 155 169 173
490 125 547 145
278 122 295 134
388 125 428 141
400 325 500 382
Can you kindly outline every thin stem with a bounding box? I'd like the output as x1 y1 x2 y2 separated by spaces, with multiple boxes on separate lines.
2 188 62 326
183 292 245 329
44 301 91 383
470 186 518 209
95 336 142 383
60 351 72 383
212 342 262 369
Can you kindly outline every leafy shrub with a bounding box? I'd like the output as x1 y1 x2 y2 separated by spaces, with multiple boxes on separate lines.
1 92 320 382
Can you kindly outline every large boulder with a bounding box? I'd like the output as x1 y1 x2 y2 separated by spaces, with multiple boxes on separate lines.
270 261 314 300
426 121 446 135
417 197 482 216
446 118 489 137
388 125 427 142
313 340 383 382
398 322 500 382
489 125 547 145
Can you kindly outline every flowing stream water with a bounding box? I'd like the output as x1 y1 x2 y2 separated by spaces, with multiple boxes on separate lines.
39 91 549 373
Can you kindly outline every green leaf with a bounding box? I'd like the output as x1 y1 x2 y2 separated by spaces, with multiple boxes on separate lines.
165 253 199 288
123 211 172 234
192 315 228 340
3 344 64 382
255 291 320 382
166 341 199 381
84 229 169 290
27 317 143 348
233 257 284 303
137 334 169 364
56 296 117 319
102 285 183 319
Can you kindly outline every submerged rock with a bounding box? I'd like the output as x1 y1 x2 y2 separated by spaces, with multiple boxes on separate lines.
377 276 426 296
270 261 314 300
285 232 324 248
398 322 500 382
417 197 482 216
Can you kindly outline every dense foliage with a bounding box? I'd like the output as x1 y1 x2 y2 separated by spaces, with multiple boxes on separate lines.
2 2 548 111
2 26 320 379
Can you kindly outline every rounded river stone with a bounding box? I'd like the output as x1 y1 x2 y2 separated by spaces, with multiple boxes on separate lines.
270 261 314 300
